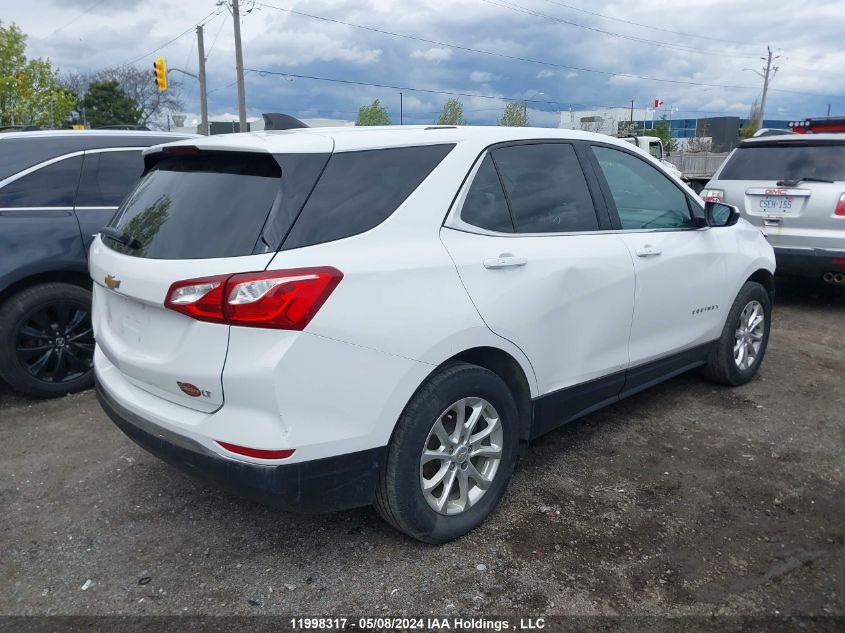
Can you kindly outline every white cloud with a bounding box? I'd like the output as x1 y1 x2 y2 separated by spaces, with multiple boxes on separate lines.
410 47 453 62
469 71 493 82
536 69 555 79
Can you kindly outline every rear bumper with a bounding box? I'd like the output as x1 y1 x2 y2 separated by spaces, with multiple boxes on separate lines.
773 247 845 278
96 379 385 513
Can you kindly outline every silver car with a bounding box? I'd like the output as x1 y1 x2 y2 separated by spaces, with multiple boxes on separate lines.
703 134 845 285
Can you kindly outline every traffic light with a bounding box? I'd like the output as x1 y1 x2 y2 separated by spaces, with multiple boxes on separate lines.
153 57 168 92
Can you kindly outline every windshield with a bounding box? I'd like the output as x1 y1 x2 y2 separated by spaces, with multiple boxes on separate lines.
719 143 845 181
104 152 283 260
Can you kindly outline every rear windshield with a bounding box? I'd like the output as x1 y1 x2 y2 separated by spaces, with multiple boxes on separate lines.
104 152 283 259
719 143 845 181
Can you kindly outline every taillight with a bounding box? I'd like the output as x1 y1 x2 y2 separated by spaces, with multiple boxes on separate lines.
702 189 725 203
835 194 845 216
164 274 230 323
164 267 343 330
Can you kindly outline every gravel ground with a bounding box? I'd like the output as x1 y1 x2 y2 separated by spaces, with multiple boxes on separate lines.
1 278 843 619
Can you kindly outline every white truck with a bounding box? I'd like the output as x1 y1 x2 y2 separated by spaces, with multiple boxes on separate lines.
620 135 726 193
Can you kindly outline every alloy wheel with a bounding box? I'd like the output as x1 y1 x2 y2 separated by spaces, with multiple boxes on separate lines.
14 301 95 384
419 397 503 515
734 300 765 371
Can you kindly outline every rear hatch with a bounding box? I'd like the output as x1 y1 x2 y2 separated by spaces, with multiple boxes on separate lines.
713 139 845 249
90 139 332 411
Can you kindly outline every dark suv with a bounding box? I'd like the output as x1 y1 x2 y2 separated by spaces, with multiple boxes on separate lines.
0 130 192 397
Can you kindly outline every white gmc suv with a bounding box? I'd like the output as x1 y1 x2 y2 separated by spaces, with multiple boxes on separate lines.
90 126 775 543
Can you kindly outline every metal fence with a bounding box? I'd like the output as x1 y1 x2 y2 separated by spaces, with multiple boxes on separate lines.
665 152 729 176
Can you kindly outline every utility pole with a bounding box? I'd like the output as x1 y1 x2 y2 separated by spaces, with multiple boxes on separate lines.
231 0 248 132
196 25 209 136
399 92 403 125
630 99 634 123
745 47 780 129
523 100 527 121
758 46 779 128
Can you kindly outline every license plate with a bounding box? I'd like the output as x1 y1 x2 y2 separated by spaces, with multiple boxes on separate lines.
758 196 793 211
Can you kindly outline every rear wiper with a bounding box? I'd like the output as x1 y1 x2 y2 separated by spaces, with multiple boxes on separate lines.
100 227 141 250
776 176 834 186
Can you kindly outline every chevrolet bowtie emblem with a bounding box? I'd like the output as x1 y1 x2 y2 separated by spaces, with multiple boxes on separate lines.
104 275 121 290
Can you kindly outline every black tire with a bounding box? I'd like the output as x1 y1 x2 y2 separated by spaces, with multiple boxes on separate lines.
703 281 771 386
0 283 95 398
375 362 519 544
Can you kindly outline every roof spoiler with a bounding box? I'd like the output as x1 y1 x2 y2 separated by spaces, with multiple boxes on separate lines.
262 113 309 130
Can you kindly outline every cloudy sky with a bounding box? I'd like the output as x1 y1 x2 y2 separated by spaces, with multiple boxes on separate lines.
7 0 845 126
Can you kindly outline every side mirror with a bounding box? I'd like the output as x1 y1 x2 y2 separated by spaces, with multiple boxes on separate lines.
704 201 740 227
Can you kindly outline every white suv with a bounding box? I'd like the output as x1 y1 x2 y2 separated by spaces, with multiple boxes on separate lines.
90 126 775 542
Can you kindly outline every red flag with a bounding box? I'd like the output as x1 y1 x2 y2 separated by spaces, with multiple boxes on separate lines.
654 99 664 108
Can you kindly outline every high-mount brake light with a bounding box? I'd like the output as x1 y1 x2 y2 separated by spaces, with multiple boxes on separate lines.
162 145 201 155
164 267 343 330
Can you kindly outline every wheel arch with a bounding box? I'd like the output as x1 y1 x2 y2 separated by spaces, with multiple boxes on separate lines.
747 268 775 302
441 346 534 443
0 269 92 307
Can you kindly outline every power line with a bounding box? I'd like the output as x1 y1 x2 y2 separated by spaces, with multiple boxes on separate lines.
245 68 808 116
45 0 110 38
251 3 844 99
116 9 221 67
534 0 741 44
481 0 758 59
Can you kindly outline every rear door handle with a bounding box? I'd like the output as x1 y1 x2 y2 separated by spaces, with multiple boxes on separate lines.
635 245 662 257
483 254 527 269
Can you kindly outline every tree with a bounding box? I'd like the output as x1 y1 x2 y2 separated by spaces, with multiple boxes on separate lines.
739 98 761 140
498 102 529 127
61 65 183 129
0 22 74 127
356 99 390 126
81 80 142 128
436 98 467 125
617 121 639 137
642 117 678 152
686 120 712 153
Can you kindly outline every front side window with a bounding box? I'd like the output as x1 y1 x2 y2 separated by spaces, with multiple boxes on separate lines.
77 150 144 207
491 143 598 233
592 146 693 230
460 154 514 233
0 156 83 208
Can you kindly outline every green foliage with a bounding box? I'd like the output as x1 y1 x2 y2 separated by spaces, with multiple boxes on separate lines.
0 21 74 127
436 98 467 125
641 117 678 152
739 98 761 140
498 102 529 127
356 99 390 126
81 80 143 128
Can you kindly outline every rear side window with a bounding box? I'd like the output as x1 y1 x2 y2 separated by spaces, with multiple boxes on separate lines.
719 143 845 181
76 150 144 207
491 143 598 233
0 156 83 208
282 144 454 250
461 155 514 233
105 152 282 259
593 146 693 230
